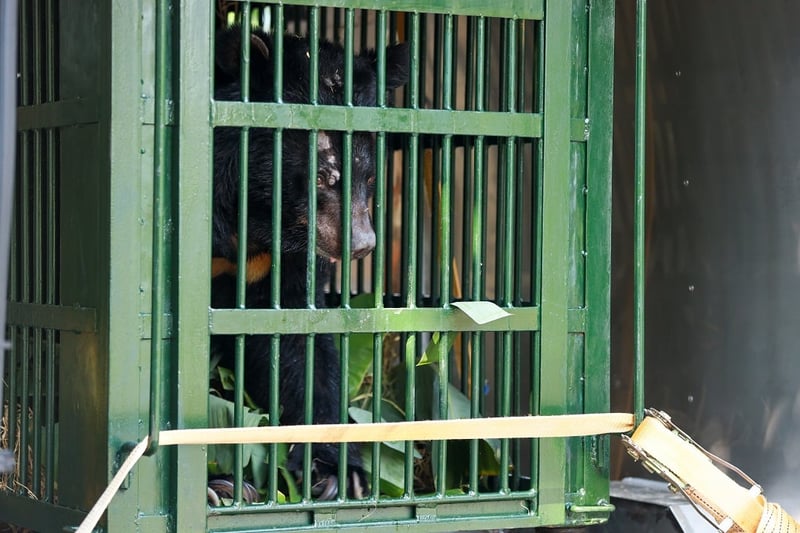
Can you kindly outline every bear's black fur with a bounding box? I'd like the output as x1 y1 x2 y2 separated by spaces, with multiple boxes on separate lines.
211 28 409 498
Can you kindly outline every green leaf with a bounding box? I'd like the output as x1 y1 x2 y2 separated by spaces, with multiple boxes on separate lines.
451 301 510 325
340 293 380 399
432 385 501 490
279 465 301 503
217 366 236 391
211 366 261 410
444 383 473 419
345 332 375 399
207 394 271 489
417 331 456 366
348 407 421 459
359 444 406 498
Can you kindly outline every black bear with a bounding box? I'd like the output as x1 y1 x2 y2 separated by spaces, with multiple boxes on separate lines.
211 28 409 499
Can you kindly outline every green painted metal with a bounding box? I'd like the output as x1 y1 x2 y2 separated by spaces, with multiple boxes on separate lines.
173 0 214 529
536 0 572 525
2 0 617 531
147 0 172 454
15 98 98 130
268 0 545 19
209 306 543 334
582 0 615 515
634 0 648 427
5 302 96 332
212 102 544 137
233 3 253 507
268 4 286 507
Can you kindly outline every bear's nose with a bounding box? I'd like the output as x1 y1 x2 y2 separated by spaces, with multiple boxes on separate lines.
351 229 375 260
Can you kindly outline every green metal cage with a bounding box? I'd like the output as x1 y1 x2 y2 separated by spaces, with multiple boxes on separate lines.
1 0 622 531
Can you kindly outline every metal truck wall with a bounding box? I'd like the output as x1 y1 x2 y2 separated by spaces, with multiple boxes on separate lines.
612 0 800 516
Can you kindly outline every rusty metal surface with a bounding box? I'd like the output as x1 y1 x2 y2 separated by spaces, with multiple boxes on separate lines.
612 0 800 517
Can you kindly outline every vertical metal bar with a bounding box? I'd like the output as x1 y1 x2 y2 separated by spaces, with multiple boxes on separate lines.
17 0 31 490
341 9 354 303
303 330 315 501
512 19 527 489
175 0 214 526
369 8 389 495
402 10 420 497
373 10 387 304
429 15 442 305
43 0 57 500
514 21 526 307
530 18 546 485
468 15 487 495
633 0 647 426
307 8 319 308
492 19 506 423
31 0 44 497
478 19 491 420
452 15 471 397
499 18 518 493
435 13 454 497
461 16 475 314
147 0 172 453
302 7 320 501
454 16 475 404
0 0 19 475
404 14 420 311
384 15 395 301
538 0 573 521
268 4 284 504
232 4 253 506
584 0 616 504
337 7 355 500
415 13 428 306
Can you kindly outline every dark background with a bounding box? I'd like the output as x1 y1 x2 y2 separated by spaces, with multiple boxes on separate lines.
610 0 800 517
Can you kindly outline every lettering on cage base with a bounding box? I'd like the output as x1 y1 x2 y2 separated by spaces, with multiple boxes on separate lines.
211 253 272 283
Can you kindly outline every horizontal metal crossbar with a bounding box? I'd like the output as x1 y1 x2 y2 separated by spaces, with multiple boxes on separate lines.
210 306 539 334
212 102 543 137
207 307 587 335
16 98 98 130
220 0 544 19
0 492 87 533
5 302 97 332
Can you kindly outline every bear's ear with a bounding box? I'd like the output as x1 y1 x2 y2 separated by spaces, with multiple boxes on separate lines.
215 27 271 82
384 42 410 90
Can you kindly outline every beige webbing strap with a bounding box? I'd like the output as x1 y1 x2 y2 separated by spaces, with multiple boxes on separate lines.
757 503 799 533
630 416 765 532
159 413 635 445
74 413 634 532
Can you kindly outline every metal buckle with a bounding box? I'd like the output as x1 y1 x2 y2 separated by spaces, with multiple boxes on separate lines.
622 408 764 533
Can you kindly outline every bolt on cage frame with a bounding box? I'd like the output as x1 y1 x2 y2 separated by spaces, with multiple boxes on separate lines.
0 0 651 531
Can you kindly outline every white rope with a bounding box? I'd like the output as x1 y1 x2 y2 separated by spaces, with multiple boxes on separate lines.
76 437 149 533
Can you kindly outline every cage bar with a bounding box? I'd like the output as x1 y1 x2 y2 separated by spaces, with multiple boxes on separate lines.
634 0 647 426
2 0 617 530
